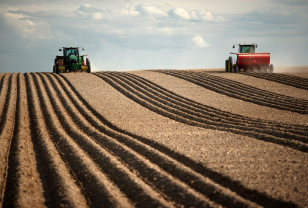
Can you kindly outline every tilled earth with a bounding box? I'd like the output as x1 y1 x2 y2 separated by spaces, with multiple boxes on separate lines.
0 69 307 207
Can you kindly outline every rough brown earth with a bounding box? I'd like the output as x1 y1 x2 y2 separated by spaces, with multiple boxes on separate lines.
0 68 307 208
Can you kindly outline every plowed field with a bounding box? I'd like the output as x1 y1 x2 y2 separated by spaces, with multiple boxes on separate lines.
0 69 307 208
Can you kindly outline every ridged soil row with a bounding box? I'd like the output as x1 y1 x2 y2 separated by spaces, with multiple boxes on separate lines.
156 70 308 114
2 74 45 207
23 73 89 208
0 74 17 206
58 73 298 208
243 72 308 90
0 74 10 125
37 72 223 208
41 71 255 207
113 71 307 134
31 73 144 208
95 72 308 153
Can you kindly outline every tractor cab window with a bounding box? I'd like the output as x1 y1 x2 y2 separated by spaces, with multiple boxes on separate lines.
239 45 255 53
65 48 78 57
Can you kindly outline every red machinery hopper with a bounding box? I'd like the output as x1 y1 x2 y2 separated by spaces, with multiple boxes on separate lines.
225 44 273 73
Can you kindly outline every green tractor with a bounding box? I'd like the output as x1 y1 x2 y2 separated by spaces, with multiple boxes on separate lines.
53 47 91 74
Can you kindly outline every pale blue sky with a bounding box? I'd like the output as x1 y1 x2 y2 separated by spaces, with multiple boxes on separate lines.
0 0 307 72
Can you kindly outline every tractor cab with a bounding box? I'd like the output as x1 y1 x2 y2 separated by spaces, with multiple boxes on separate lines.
60 47 81 65
234 44 257 54
65 48 79 57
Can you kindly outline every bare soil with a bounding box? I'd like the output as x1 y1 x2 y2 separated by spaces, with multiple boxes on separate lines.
0 68 307 208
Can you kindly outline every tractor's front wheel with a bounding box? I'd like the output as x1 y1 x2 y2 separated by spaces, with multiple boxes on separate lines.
86 58 91 73
228 57 233 73
225 60 228 72
234 66 239 73
225 57 233 73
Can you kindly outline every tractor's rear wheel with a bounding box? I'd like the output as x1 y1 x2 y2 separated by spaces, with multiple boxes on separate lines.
86 58 91 73
56 64 59 74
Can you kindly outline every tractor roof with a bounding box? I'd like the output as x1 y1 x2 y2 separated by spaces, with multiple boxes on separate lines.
239 43 257 46
63 47 80 49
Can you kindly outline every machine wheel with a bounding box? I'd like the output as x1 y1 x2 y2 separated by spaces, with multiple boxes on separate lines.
225 60 228 72
86 58 91 73
55 64 59 74
234 66 239 73
228 57 233 73
269 64 274 73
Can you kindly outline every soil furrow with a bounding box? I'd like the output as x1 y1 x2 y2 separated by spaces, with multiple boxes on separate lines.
0 75 8 109
199 71 308 105
61 73 299 208
0 74 13 133
36 73 174 208
125 71 308 131
212 72 308 100
0 74 17 206
184 71 306 106
32 73 140 207
192 70 308 107
56 73 259 207
3 74 45 207
25 73 88 208
108 71 308 137
95 72 308 153
0 74 8 124
44 73 256 207
157 70 308 114
243 73 308 90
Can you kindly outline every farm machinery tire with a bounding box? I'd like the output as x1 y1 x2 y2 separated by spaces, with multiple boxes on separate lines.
225 57 233 73
86 58 91 73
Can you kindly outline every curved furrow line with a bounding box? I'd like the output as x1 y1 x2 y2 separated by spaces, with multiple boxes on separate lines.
3 74 45 207
58 73 298 208
0 74 13 128
95 72 308 153
44 73 261 208
184 71 302 103
0 74 10 130
121 72 307 133
178 71 305 108
0 74 17 203
0 74 17 206
107 71 308 137
97 73 307 146
197 71 308 105
120 72 249 120
24 73 89 208
40 74 223 207
186 70 308 108
0 75 6 97
183 70 308 109
243 73 308 90
40 72 188 207
157 70 308 114
33 73 159 208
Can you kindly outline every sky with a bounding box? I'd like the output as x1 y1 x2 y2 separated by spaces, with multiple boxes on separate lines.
0 0 308 73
